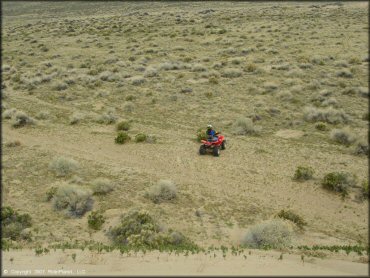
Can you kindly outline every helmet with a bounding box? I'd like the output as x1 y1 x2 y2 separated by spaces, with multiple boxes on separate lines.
207 124 212 129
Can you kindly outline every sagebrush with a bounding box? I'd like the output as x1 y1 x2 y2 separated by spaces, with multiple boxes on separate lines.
49 156 79 177
145 180 177 204
242 219 292 249
52 184 93 217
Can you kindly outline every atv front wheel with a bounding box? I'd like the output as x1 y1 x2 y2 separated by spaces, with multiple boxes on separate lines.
213 146 220 157
221 140 226 150
199 145 206 155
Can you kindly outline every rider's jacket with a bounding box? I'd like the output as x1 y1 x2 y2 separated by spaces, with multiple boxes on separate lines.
206 129 216 138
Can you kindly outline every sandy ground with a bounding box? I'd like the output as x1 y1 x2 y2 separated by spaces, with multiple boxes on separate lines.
2 249 368 276
2 2 368 277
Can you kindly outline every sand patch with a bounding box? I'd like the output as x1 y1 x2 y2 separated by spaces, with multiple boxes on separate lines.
2 249 368 276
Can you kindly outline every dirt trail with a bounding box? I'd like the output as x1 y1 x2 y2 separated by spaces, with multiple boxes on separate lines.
3 123 368 245
2 249 368 276
4 123 228 186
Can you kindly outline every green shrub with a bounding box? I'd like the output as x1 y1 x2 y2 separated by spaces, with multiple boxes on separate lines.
209 76 219 84
116 120 130 131
322 172 357 196
145 180 177 204
52 184 93 217
242 219 292 249
88 211 105 230
315 122 327 131
277 210 307 229
246 63 257 72
135 133 147 143
45 186 58 201
196 128 207 142
125 95 136 101
115 132 130 144
91 178 114 195
1 206 32 240
49 156 79 177
293 166 314 181
109 210 195 249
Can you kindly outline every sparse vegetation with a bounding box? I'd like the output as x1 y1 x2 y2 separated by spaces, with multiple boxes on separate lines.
145 180 177 204
35 111 50 120
145 134 157 143
5 140 21 147
196 128 207 142
88 211 106 230
96 112 117 125
109 210 196 249
91 178 114 195
1 2 368 266
49 156 79 177
52 184 94 217
115 132 131 144
45 186 58 201
330 128 357 146
293 166 314 181
3 108 17 119
322 172 357 196
315 122 327 131
242 219 292 249
69 112 85 125
116 120 131 131
221 68 242 78
11 111 35 128
232 117 261 135
135 133 147 143
361 180 369 199
352 139 369 156
303 107 350 124
277 210 307 229
1 207 32 241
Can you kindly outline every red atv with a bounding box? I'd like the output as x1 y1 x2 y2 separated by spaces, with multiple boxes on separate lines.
199 133 226 157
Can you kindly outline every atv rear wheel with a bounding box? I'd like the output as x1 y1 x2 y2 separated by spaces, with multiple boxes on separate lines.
213 146 220 157
221 140 226 150
199 145 206 155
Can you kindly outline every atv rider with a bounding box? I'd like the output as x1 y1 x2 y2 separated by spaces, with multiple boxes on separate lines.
206 124 218 142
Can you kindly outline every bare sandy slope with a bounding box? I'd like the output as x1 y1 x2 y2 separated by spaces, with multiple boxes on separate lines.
2 249 368 276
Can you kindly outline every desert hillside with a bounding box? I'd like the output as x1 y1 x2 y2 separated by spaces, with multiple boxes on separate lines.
1 1 369 275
